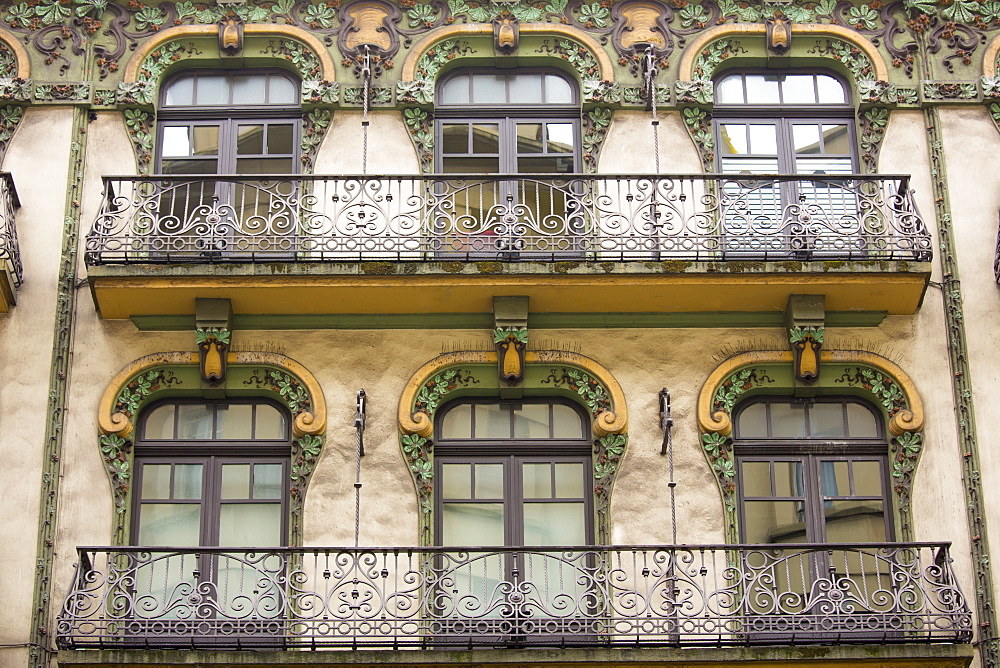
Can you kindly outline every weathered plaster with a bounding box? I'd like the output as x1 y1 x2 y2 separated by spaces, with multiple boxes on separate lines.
314 111 421 175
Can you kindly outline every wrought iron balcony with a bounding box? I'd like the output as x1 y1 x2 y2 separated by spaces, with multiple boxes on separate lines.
84 174 930 265
0 172 21 308
57 542 971 650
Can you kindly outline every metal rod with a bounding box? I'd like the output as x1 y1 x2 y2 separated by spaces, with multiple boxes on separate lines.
354 388 366 548
361 46 371 177
659 389 676 544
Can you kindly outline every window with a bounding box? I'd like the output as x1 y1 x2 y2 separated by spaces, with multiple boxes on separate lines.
434 399 593 639
434 70 582 258
713 72 859 257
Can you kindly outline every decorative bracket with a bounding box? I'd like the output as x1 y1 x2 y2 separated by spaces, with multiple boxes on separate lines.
766 16 791 54
493 12 519 54
493 296 529 387
785 294 825 387
196 298 233 387
218 12 244 56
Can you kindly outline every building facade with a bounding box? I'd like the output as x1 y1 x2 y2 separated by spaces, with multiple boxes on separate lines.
0 0 995 666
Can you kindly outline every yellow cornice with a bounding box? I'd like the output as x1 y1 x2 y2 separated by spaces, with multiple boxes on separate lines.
697 350 923 436
397 349 627 438
98 351 326 439
123 24 336 83
0 28 30 79
677 23 888 82
401 23 614 82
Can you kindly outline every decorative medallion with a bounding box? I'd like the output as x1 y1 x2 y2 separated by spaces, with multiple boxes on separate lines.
196 328 231 385
493 327 527 385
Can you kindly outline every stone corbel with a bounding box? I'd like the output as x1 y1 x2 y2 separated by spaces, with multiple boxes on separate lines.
785 294 825 388
218 12 244 56
493 12 519 54
766 16 791 54
493 296 528 389
196 298 233 388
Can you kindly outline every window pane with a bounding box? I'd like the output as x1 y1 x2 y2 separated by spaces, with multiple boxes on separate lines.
232 75 267 105
441 463 472 499
551 404 584 438
822 124 851 154
816 75 847 103
441 404 472 439
138 503 201 546
720 124 747 155
769 403 806 438
221 464 251 500
471 124 500 153
474 463 504 498
851 460 885 496
741 461 771 497
442 503 504 545
824 499 886 542
810 403 846 437
523 502 585 545
216 404 253 440
174 464 203 500
219 503 283 547
554 463 584 497
236 125 265 155
163 77 194 106
475 404 511 438
514 404 549 439
744 500 806 543
544 74 573 103
191 126 220 155
744 75 780 104
161 158 218 175
161 126 193 157
522 462 552 498
820 460 848 496
516 123 545 153
268 75 297 104
471 74 507 104
508 73 543 104
254 404 286 440
737 403 767 438
144 404 175 439
546 123 575 153
141 464 172 499
442 156 499 174
253 464 283 500
517 156 573 173
747 124 778 155
441 124 469 154
772 461 803 497
267 124 295 154
715 74 744 103
793 124 822 155
846 403 879 437
195 75 228 105
440 74 470 104
177 404 215 440
781 75 816 104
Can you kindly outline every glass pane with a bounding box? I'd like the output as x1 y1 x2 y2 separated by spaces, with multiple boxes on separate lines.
516 123 545 153
440 74 470 105
267 124 295 154
235 157 293 174
810 403 846 437
546 123 575 153
141 464 172 499
442 503 504 546
471 124 499 153
817 75 847 103
236 125 265 155
161 126 193 157
822 124 851 154
852 460 885 496
773 461 803 497
216 404 253 440
554 463 584 497
770 403 807 438
744 500 806 543
523 503 585 545
737 403 767 438
846 403 879 437
508 73 543 104
442 156 498 174
544 74 573 103
174 464 203 500
219 503 283 547
253 464 283 500
163 77 194 106
715 74 744 103
820 460 848 497
517 156 573 173
744 75 780 104
254 404 286 440
747 124 778 155
191 126 220 155
513 404 549 439
144 404 175 439
470 74 507 104
195 75 228 105
475 404 511 438
441 124 469 154
781 75 816 104
793 124 822 154
741 461 771 497
720 124 747 155
522 462 552 498
551 404 584 438
221 464 251 500
177 404 215 440
232 75 267 106
161 158 218 175
138 503 201 546
824 499 886 542
268 75 297 104
474 463 504 498
441 463 472 499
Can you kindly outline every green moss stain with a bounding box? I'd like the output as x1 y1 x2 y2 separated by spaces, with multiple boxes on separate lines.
439 262 464 274
361 262 396 275
778 261 803 272
726 261 766 272
660 260 692 273
553 261 581 274
475 262 504 274
600 262 615 273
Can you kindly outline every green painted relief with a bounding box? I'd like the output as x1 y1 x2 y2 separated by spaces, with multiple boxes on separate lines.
681 107 714 172
301 108 331 174
114 368 181 417
788 326 825 344
582 107 612 173
712 367 776 415
414 367 481 415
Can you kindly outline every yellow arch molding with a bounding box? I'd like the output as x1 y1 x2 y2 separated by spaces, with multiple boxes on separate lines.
398 349 628 438
677 23 888 82
0 28 30 79
98 351 327 439
401 23 615 82
697 350 922 437
123 24 336 82
984 33 1000 77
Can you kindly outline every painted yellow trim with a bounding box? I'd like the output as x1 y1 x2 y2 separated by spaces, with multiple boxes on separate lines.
98 351 326 439
398 349 627 438
401 23 614 82
985 33 1000 77
0 28 30 79
677 23 888 82
697 350 923 436
123 24 336 83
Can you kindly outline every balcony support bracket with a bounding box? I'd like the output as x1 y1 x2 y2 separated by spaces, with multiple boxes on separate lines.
493 296 528 396
785 294 825 393
196 298 233 394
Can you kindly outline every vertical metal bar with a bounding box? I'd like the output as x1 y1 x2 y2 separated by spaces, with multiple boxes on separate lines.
354 389 366 548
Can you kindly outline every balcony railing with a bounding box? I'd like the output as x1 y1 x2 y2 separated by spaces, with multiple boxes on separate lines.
57 542 971 650
84 174 930 265
0 172 21 286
